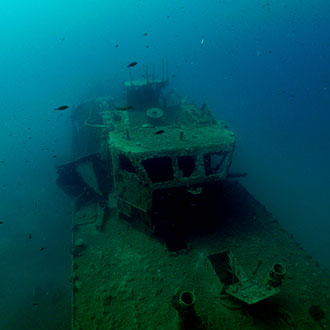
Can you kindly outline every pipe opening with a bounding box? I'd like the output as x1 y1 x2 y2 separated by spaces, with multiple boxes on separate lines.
272 263 286 275
179 291 195 307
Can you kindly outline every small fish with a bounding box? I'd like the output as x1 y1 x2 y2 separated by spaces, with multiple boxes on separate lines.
0 221 4 224
115 44 119 48
54 105 69 111
52 155 57 158
155 130 165 135
115 105 134 111
40 247 45 251
143 33 148 36
127 62 137 68
32 303 39 306
29 233 32 240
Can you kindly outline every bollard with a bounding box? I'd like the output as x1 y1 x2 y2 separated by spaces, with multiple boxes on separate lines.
266 263 286 287
176 291 203 330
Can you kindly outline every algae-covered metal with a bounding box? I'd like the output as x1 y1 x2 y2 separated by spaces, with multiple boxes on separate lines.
110 124 235 243
56 65 330 330
59 73 236 248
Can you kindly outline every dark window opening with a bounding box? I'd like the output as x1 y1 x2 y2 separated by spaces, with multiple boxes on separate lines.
113 113 122 122
142 157 174 183
204 151 228 176
178 156 195 177
119 154 137 173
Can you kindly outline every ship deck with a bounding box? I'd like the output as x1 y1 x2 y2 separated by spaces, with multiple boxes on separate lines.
72 181 330 330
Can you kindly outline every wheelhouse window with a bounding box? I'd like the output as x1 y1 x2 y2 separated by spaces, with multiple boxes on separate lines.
119 154 137 173
142 157 174 183
178 156 195 177
204 151 228 176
